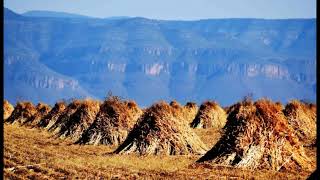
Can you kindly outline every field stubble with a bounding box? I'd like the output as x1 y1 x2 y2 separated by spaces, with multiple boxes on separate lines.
4 124 315 179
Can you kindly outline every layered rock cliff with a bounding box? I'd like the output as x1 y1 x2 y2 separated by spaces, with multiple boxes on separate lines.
4 8 316 106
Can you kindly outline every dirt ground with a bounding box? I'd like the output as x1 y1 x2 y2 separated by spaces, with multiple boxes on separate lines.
3 124 316 179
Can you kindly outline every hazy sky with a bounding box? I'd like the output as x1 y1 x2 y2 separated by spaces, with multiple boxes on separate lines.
4 0 316 20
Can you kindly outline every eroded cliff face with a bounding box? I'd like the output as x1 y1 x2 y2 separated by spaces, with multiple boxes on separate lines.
18 75 79 89
104 61 304 82
4 9 316 106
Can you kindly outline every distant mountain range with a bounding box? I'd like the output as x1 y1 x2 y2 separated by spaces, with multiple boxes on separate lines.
22 10 130 20
22 10 93 19
4 7 316 106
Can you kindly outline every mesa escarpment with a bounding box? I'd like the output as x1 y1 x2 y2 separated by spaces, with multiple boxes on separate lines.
4 13 316 106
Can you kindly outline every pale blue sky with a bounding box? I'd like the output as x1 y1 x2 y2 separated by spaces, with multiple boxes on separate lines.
4 0 316 20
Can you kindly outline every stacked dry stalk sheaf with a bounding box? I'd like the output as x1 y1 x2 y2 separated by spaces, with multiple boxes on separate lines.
23 103 51 127
3 100 14 121
56 99 101 141
3 97 317 172
183 102 199 124
37 101 67 129
5 102 37 125
170 100 199 124
283 100 316 146
48 100 83 134
197 99 313 171
76 96 143 146
190 101 227 129
114 101 208 155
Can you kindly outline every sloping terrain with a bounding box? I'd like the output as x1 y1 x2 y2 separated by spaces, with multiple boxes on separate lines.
4 8 316 106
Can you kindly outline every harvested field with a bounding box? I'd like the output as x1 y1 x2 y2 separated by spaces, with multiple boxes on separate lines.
283 100 317 146
76 97 142 146
190 101 227 129
4 124 315 179
197 99 316 171
5 102 37 125
115 101 208 155
3 98 317 179
193 128 224 148
3 100 14 121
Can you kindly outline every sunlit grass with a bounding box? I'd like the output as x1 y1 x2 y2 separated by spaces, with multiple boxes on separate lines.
4 124 315 179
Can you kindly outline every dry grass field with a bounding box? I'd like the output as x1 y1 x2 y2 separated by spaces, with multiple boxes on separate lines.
4 124 315 179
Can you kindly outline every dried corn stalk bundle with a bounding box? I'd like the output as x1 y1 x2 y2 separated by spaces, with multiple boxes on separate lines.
190 101 227 129
37 101 66 129
197 99 313 171
23 103 51 127
5 102 37 125
77 97 142 146
283 100 316 146
115 101 208 155
3 100 14 121
56 99 101 141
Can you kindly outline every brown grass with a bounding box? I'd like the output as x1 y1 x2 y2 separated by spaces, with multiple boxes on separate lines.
4 124 315 179
197 99 315 171
283 100 317 146
3 100 14 121
190 101 227 129
115 101 208 155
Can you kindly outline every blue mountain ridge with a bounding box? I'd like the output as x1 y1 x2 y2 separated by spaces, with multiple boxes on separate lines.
4 8 316 106
22 10 92 19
